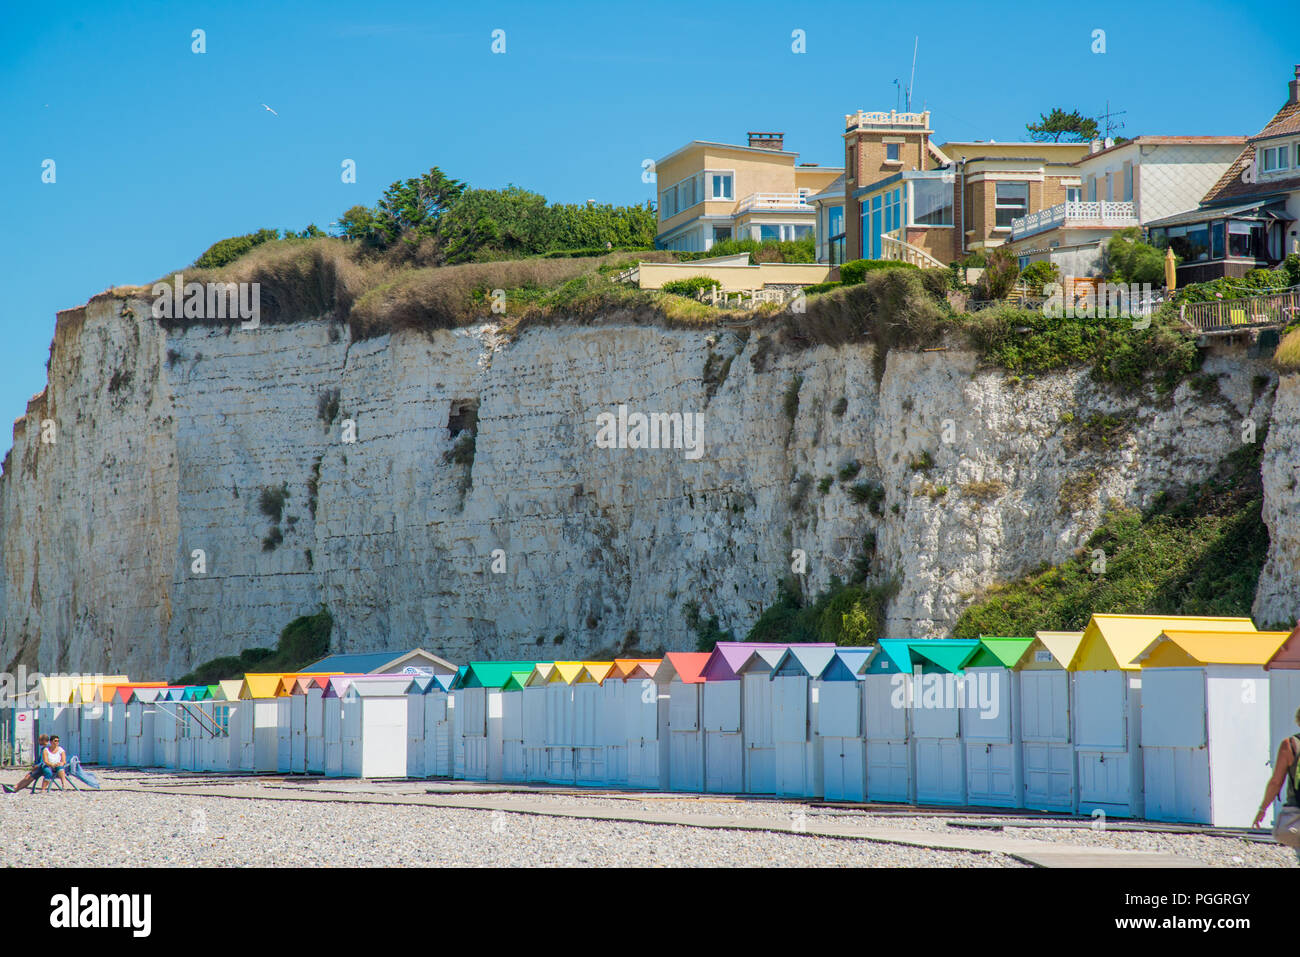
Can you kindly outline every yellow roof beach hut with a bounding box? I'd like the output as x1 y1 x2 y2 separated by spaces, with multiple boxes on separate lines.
1135 630 1289 827
1068 614 1257 819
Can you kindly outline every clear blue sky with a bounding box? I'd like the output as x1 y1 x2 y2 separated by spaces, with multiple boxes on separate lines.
1 0 1296 430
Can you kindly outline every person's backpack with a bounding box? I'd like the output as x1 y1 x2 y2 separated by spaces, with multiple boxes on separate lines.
1275 737 1300 848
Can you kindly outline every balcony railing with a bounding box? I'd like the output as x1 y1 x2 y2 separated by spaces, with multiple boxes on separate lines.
735 192 814 213
844 109 930 131
1011 201 1137 239
1181 285 1300 335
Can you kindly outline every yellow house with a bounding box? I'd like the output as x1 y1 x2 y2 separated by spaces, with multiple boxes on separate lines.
654 132 841 252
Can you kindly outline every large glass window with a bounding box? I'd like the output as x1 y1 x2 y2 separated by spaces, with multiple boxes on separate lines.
912 178 953 226
827 205 844 236
712 226 732 244
760 224 781 240
792 225 812 239
711 173 733 200
1228 221 1265 259
995 182 1029 228
1211 221 1225 259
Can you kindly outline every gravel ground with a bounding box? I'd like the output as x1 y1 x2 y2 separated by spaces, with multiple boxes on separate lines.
0 786 1017 868
5 769 1291 867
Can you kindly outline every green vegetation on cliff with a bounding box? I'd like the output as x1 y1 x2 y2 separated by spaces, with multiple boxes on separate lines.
171 606 333 685
951 438 1271 636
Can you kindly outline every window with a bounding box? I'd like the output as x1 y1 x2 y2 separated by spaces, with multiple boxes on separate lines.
885 142 901 162
1296 142 1300 168
828 205 844 236
912 178 953 226
1211 221 1225 259
1066 187 1082 203
711 173 733 200
1087 176 1097 202
760 224 781 240
1262 146 1290 173
792 224 812 239
994 182 1029 228
712 226 732 243
847 144 857 178
1228 221 1266 259
1123 162 1133 201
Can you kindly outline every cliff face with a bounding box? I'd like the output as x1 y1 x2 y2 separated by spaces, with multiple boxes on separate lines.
0 295 1291 677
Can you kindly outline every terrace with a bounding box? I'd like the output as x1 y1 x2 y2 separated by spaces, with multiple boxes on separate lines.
1010 201 1138 240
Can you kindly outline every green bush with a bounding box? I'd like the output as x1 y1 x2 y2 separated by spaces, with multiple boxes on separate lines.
801 281 842 296
919 267 952 303
660 275 722 298
972 245 1020 300
839 258 919 285
194 228 280 269
745 576 897 647
172 607 333 684
1106 227 1167 285
1019 260 1059 295
677 237 816 265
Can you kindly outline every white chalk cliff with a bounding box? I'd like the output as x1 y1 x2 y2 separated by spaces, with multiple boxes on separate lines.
0 294 1293 677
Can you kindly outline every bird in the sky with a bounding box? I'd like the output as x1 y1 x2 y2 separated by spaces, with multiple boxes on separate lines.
261 104 278 116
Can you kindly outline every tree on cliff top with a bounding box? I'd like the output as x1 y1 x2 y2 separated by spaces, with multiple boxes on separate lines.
1026 108 1100 142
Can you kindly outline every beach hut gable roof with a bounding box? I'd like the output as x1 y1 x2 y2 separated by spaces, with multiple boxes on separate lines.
819 649 872 681
578 662 616 684
1136 630 1290 667
461 662 544 689
1266 623 1300 671
908 639 982 673
771 646 837 678
1071 615 1257 671
968 637 1035 668
613 659 661 680
524 663 557 686
860 639 914 674
655 653 711 684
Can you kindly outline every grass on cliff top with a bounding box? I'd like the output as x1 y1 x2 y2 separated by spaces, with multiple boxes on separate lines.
118 236 1206 393
171 606 332 685
949 438 1270 637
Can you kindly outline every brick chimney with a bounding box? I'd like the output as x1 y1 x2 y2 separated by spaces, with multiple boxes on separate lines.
747 131 785 150
1291 64 1300 105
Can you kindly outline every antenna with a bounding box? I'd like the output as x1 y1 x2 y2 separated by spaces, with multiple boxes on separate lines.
907 37 918 112
894 78 901 112
1097 100 1127 140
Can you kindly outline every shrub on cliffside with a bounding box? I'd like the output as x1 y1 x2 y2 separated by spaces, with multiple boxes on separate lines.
193 228 281 269
171 606 334 684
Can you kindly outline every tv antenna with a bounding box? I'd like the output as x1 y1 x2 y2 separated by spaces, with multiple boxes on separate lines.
906 36 918 112
894 78 901 112
1097 100 1126 140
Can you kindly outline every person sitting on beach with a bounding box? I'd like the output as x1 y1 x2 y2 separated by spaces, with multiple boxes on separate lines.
39 735 69 791
3 733 49 793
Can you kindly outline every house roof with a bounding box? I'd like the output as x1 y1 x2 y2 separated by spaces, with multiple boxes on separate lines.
1145 197 1290 228
808 173 845 203
655 652 711 684
861 639 915 674
345 676 417 697
1070 615 1257 671
1077 135 1246 165
1202 98 1300 204
301 648 457 676
655 139 800 168
1136 630 1290 667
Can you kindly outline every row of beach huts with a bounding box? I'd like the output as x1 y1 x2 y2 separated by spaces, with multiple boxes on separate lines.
31 614 1300 828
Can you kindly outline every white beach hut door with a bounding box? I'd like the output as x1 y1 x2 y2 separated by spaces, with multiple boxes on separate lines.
626 681 659 789
669 683 702 792
523 686 548 781
703 681 742 793
501 692 526 782
426 693 450 777
743 673 777 793
773 676 810 797
601 681 628 787
407 692 427 778
818 682 865 801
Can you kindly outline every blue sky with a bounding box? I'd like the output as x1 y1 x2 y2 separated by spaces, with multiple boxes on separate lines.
1 0 1296 430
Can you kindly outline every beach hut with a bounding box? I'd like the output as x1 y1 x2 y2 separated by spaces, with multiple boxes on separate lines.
1067 614 1258 818
655 653 711 792
768 647 838 798
125 688 162 767
961 637 1034 809
815 649 872 802
405 676 433 778
601 659 661 788
454 662 540 781
569 663 614 785
1266 624 1300 787
906 639 981 805
193 685 231 772
1016 632 1083 811
238 674 293 772
421 673 455 778
860 641 916 802
521 664 556 783
1135 630 1288 827
71 676 127 764
538 662 586 784
698 645 757 793
322 676 356 777
108 684 167 767
496 671 532 782
342 676 415 778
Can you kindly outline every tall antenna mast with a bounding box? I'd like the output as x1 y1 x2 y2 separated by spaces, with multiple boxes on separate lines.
1097 100 1126 139
894 78 901 113
907 37 918 112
